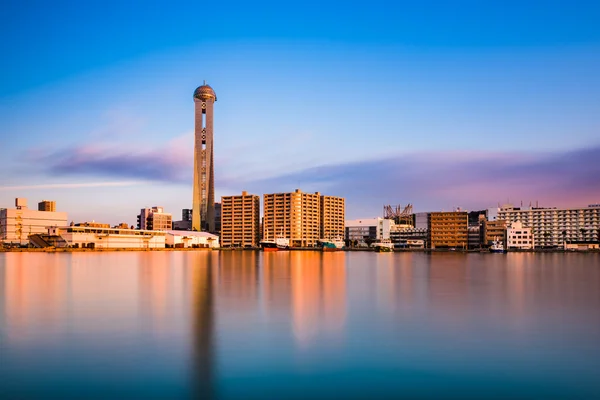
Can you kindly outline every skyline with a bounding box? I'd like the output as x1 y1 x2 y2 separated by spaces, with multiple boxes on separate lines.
1 1 600 225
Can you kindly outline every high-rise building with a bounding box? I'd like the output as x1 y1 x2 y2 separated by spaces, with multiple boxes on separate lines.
220 191 260 248
192 82 216 232
428 212 468 249
489 204 600 248
320 196 345 239
38 200 56 212
137 207 172 231
263 189 321 247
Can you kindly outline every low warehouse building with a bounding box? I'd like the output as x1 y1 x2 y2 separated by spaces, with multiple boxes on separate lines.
44 226 166 249
165 231 219 248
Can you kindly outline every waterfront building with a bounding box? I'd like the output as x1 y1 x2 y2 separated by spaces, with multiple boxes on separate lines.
38 200 56 212
428 212 468 249
389 226 427 248
506 221 534 250
263 189 321 247
221 191 260 248
137 207 172 231
320 196 345 240
345 217 394 245
482 219 507 247
489 204 600 248
165 230 219 248
0 198 68 245
43 226 166 249
192 82 217 232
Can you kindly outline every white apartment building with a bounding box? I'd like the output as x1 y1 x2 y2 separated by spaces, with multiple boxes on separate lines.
0 198 68 245
137 207 172 231
489 204 600 248
345 217 394 242
506 221 535 250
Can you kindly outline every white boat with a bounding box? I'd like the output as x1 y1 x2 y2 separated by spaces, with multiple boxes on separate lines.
318 237 345 251
372 239 394 252
260 229 290 251
490 238 506 253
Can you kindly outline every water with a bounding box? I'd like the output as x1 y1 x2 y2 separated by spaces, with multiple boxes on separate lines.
1 251 599 399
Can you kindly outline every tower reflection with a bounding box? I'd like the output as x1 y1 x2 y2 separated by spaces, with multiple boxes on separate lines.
188 251 217 399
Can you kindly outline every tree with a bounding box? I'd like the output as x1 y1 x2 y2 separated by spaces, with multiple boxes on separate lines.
580 228 587 241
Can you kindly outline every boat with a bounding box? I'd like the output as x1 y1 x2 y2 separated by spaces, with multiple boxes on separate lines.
260 229 290 252
372 239 394 252
318 237 345 251
489 238 506 253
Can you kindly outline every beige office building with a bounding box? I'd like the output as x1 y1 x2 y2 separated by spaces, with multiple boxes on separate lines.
321 195 345 239
263 189 345 248
221 191 260 248
137 207 172 231
0 198 68 245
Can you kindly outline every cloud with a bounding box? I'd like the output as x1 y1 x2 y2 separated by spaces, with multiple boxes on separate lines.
0 181 145 191
226 145 600 216
27 133 193 184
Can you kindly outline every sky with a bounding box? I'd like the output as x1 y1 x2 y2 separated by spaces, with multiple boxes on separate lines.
1 0 599 225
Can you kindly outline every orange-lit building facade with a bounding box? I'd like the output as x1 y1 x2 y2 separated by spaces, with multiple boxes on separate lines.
320 196 345 240
483 219 507 246
428 212 468 249
220 191 260 248
263 189 320 247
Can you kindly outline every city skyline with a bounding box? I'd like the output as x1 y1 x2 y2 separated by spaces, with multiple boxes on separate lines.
1 2 600 225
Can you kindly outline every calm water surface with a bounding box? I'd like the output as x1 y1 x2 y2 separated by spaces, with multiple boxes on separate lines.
1 251 599 399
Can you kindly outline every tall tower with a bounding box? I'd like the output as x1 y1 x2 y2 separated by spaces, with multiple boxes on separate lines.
192 82 217 232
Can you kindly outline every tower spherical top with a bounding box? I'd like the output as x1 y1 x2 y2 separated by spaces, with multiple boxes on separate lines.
193 82 217 102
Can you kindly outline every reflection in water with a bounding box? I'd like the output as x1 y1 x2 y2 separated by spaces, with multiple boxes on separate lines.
189 252 216 400
2 254 68 343
289 252 346 345
1 251 599 399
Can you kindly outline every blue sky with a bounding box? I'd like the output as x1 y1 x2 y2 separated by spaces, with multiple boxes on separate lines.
1 1 599 225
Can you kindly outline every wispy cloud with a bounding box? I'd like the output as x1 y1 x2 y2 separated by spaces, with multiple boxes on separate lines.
0 181 146 191
226 145 600 215
25 133 193 184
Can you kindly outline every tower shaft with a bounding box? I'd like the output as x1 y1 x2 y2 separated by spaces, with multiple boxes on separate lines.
192 84 216 232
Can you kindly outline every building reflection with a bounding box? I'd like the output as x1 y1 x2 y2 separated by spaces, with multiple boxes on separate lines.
426 253 470 327
261 252 293 318
216 250 260 312
138 252 173 336
2 253 68 343
289 251 347 345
